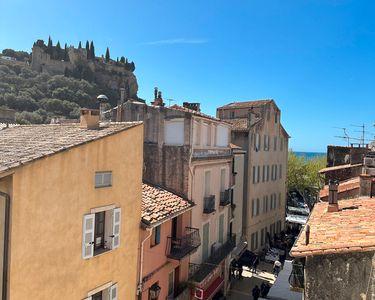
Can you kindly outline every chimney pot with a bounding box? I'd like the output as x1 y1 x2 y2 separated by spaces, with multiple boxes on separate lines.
327 180 339 212
183 102 200 112
305 224 310 245
80 108 100 129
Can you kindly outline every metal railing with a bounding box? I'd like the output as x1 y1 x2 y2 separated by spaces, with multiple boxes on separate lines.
166 227 201 260
203 195 215 214
288 260 304 289
189 234 236 283
220 189 231 206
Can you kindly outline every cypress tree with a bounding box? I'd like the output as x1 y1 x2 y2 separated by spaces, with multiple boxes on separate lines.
85 41 90 59
90 41 95 60
64 43 69 61
120 56 125 63
47 36 53 54
78 41 82 49
56 41 61 59
105 47 110 62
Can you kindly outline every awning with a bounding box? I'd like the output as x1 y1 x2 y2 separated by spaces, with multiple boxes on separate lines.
286 214 308 225
194 276 224 300
231 240 248 260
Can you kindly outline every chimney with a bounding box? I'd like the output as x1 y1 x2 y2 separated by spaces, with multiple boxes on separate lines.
360 153 375 197
183 102 200 112
97 94 109 121
305 224 310 245
151 87 164 107
327 180 339 212
80 109 100 129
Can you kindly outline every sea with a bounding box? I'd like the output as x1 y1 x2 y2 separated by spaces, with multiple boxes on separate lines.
294 152 326 160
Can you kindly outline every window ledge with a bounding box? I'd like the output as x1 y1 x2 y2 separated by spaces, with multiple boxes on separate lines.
93 247 113 258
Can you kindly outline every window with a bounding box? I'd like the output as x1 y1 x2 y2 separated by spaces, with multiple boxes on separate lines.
257 166 260 183
82 207 121 259
266 165 270 181
260 228 265 246
274 136 277 151
202 123 210 146
252 166 256 184
95 171 112 188
251 232 258 251
220 169 226 192
275 165 278 181
204 171 211 197
275 112 278 123
164 119 184 145
256 198 260 216
216 125 229 147
254 133 260 151
151 225 161 247
279 164 282 179
262 165 265 182
230 111 235 119
264 135 270 151
168 271 175 298
278 193 281 208
85 283 118 300
280 137 284 151
194 121 201 146
265 195 268 212
252 199 257 217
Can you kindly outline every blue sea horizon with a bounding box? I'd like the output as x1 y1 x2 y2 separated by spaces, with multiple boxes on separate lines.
293 151 326 159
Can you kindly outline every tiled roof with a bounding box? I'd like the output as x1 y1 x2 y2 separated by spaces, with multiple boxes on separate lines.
169 105 225 123
319 163 362 174
217 99 274 110
225 117 262 132
319 177 360 198
0 122 141 173
141 183 194 227
290 197 375 257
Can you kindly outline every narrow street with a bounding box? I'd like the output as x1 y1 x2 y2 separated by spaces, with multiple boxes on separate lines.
227 261 276 300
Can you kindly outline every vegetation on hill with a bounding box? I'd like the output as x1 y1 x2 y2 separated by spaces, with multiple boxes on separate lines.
0 62 107 124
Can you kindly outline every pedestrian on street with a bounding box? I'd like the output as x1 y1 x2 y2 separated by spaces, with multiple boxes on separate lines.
252 285 260 300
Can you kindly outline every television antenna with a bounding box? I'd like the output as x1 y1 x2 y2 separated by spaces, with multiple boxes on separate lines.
351 124 365 146
166 98 176 107
333 127 349 146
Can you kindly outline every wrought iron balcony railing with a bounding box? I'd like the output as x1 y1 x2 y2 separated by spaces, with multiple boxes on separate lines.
203 195 215 214
219 189 231 206
166 227 201 260
288 260 305 289
189 234 236 283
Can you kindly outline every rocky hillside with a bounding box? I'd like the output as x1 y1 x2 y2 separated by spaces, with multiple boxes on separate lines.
0 38 140 124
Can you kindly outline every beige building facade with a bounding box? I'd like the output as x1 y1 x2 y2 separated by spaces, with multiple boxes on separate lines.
0 113 143 299
217 100 289 253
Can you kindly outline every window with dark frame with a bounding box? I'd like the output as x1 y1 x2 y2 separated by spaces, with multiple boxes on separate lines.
151 225 161 247
94 211 106 252
95 171 112 188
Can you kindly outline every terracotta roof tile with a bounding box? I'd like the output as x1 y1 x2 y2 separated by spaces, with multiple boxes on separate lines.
319 163 362 173
291 197 375 257
217 99 274 109
141 183 194 226
319 177 360 198
0 122 141 173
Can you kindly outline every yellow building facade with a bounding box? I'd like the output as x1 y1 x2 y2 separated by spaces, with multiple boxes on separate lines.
0 118 143 299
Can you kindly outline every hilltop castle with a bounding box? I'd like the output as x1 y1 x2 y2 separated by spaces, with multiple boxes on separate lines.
31 38 138 100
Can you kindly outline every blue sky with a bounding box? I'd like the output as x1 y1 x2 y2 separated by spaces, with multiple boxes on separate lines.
1 0 375 152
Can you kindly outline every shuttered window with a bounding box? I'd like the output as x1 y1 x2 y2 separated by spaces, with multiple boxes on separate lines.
82 207 121 259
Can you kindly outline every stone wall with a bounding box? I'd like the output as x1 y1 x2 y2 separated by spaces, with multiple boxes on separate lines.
324 165 362 184
304 252 375 300
327 145 369 167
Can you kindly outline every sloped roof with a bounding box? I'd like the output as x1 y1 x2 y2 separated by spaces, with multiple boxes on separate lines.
0 122 142 173
141 183 194 227
290 197 375 257
217 99 274 110
169 105 233 125
225 117 262 132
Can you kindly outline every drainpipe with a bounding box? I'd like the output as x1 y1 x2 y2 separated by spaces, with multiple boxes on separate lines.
0 191 10 300
137 227 153 300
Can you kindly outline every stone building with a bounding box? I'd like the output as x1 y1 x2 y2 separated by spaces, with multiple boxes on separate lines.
291 182 375 300
0 110 143 299
217 100 289 252
117 93 241 299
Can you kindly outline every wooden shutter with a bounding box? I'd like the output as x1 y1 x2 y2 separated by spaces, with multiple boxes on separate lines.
111 208 121 249
82 214 95 259
109 283 118 300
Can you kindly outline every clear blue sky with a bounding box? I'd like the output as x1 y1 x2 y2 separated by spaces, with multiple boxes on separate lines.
1 0 375 152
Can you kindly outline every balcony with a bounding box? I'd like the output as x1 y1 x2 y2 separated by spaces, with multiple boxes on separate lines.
203 195 215 214
189 234 236 283
219 189 231 206
288 260 304 289
192 148 232 161
166 227 201 260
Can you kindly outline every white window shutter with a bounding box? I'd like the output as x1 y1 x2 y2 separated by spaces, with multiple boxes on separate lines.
82 214 95 259
109 283 118 300
111 208 121 249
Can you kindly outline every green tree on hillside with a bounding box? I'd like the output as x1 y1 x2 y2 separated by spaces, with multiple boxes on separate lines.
78 41 82 49
90 41 95 60
85 41 90 59
105 47 110 62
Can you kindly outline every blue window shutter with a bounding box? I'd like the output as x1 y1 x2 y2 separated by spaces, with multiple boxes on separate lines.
156 225 161 244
